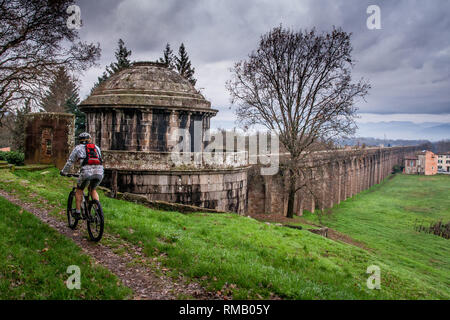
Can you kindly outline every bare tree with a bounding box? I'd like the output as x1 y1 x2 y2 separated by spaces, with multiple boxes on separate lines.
0 0 100 119
227 26 370 218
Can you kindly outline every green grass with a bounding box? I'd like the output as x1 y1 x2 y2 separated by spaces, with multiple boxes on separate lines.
0 168 448 299
0 196 132 299
303 174 450 299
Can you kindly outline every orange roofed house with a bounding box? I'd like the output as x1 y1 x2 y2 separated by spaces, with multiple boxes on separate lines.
404 150 438 175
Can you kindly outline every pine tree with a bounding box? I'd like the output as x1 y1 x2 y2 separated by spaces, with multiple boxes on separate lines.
175 43 197 86
65 92 85 137
40 67 78 113
159 43 175 69
91 39 132 91
106 39 132 75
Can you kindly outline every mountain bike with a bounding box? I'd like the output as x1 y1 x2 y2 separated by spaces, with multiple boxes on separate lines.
65 173 104 242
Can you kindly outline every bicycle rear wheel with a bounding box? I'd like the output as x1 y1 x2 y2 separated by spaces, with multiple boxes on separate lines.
67 190 79 229
87 200 104 242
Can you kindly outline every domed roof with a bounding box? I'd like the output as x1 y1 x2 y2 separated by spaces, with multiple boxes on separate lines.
80 62 214 113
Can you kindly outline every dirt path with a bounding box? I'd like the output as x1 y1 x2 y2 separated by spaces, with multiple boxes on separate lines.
0 189 220 300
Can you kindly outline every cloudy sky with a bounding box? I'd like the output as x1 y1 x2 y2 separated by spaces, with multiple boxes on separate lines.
76 0 450 141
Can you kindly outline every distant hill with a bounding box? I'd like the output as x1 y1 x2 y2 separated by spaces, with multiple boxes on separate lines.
339 137 450 154
355 121 450 141
339 137 429 147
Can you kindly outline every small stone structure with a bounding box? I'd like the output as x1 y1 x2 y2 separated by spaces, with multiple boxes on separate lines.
404 150 438 175
24 113 75 169
79 61 249 213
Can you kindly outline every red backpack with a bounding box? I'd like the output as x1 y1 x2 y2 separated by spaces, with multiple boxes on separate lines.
82 143 102 166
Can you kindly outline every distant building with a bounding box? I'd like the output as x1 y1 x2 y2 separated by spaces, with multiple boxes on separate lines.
0 147 10 152
437 152 450 173
404 150 438 175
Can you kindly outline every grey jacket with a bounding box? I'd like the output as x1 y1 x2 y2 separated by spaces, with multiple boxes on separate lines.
62 144 104 176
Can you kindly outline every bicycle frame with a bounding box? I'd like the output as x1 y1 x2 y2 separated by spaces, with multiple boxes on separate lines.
68 174 95 221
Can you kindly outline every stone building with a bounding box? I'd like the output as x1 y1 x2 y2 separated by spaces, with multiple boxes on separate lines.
404 150 438 175
79 61 248 213
437 152 450 173
24 113 75 169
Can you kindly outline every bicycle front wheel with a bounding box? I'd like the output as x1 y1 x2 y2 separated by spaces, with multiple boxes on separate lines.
67 190 79 230
87 200 104 242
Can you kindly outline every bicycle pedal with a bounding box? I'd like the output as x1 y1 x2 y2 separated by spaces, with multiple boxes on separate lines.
71 210 81 220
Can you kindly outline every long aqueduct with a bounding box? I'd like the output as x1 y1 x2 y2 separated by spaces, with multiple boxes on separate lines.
247 146 418 216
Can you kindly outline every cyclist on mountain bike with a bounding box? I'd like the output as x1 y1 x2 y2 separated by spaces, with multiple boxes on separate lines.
60 132 104 219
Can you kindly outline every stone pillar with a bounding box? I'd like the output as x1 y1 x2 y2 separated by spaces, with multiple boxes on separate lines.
335 162 341 205
340 161 346 202
295 190 303 216
373 157 377 185
372 155 377 186
140 110 152 151
374 152 380 184
166 110 179 151
303 185 314 213
364 158 369 190
358 158 363 192
186 111 192 153
263 175 272 214
379 153 383 181
324 165 333 209
101 112 110 149
347 160 353 198
352 159 358 196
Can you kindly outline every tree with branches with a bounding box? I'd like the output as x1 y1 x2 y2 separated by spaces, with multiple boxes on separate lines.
92 38 132 91
175 43 196 86
11 98 31 152
159 43 175 69
227 26 370 218
40 66 85 136
40 66 78 113
65 90 84 137
106 39 132 75
0 0 100 119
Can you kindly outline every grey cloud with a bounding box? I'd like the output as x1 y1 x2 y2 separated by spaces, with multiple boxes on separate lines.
76 0 450 117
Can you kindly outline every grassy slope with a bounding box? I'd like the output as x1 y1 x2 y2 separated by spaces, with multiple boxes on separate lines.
0 168 448 299
0 196 131 299
303 174 450 299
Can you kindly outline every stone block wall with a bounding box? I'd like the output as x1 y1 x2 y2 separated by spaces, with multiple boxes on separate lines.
85 108 215 153
102 168 248 214
100 150 248 171
247 146 419 216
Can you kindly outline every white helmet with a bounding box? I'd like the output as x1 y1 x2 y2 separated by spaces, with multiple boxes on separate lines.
78 132 91 144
